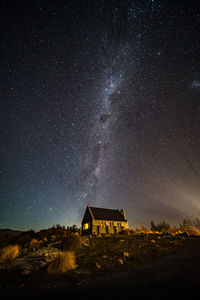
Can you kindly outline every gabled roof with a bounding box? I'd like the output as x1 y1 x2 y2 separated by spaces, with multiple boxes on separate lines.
88 206 127 222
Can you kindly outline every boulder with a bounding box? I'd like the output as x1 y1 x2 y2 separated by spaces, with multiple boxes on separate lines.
21 269 30 275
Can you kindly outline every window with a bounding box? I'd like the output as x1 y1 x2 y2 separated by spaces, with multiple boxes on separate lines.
83 223 89 230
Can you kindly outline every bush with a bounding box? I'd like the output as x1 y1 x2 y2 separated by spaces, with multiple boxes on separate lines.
119 229 130 235
0 245 20 263
151 220 171 233
50 235 57 241
180 217 200 236
186 225 200 236
47 251 77 275
129 229 136 235
29 238 38 247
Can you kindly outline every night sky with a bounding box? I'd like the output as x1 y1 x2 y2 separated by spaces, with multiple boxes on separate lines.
1 0 200 231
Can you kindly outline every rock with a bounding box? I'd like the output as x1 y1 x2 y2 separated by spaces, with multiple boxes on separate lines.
95 262 101 269
22 248 28 254
118 258 123 264
151 240 156 243
123 252 129 258
75 268 90 276
40 261 46 268
45 256 54 263
21 269 30 275
81 237 90 247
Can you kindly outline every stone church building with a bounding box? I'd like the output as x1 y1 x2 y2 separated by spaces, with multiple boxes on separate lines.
81 205 129 236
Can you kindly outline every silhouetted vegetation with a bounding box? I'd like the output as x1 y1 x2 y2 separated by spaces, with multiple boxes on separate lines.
150 220 171 233
150 215 200 236
0 225 81 249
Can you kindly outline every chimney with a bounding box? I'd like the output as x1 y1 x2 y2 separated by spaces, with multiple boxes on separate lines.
120 209 126 220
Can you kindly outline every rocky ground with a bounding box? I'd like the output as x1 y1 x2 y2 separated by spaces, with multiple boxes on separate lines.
0 235 199 299
0 241 62 275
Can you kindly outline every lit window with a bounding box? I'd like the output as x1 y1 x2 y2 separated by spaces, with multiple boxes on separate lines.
83 223 89 230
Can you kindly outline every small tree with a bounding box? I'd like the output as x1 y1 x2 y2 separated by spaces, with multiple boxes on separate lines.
150 221 157 232
68 225 79 233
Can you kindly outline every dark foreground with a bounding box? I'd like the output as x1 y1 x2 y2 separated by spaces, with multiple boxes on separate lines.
1 237 200 299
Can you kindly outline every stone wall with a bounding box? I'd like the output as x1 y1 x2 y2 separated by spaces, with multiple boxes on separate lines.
92 220 129 235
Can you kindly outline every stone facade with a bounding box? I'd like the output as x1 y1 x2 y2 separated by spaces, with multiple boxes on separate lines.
82 205 129 236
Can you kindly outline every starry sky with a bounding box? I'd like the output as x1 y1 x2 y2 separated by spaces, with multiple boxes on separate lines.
1 0 200 231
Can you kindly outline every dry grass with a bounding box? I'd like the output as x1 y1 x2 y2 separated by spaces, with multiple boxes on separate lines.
29 238 38 247
186 225 200 236
0 245 20 263
47 251 77 275
62 232 81 251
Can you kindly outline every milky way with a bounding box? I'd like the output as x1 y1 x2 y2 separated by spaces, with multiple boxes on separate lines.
79 43 133 206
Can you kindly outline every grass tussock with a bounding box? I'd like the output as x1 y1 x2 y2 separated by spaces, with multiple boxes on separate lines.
29 238 38 247
62 232 81 251
47 251 77 275
0 244 20 263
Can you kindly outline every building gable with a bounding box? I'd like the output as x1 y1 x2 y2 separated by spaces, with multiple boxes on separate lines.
82 206 91 224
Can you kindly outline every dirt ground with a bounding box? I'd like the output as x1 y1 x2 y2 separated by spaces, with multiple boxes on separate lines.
1 237 200 299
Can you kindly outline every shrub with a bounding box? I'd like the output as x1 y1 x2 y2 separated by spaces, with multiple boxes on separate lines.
50 235 57 241
29 238 38 247
129 229 136 235
150 220 171 233
119 229 130 235
67 224 79 233
139 224 150 234
180 217 200 236
47 251 77 275
0 245 20 263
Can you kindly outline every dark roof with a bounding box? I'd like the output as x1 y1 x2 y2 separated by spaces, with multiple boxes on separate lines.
89 206 127 222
